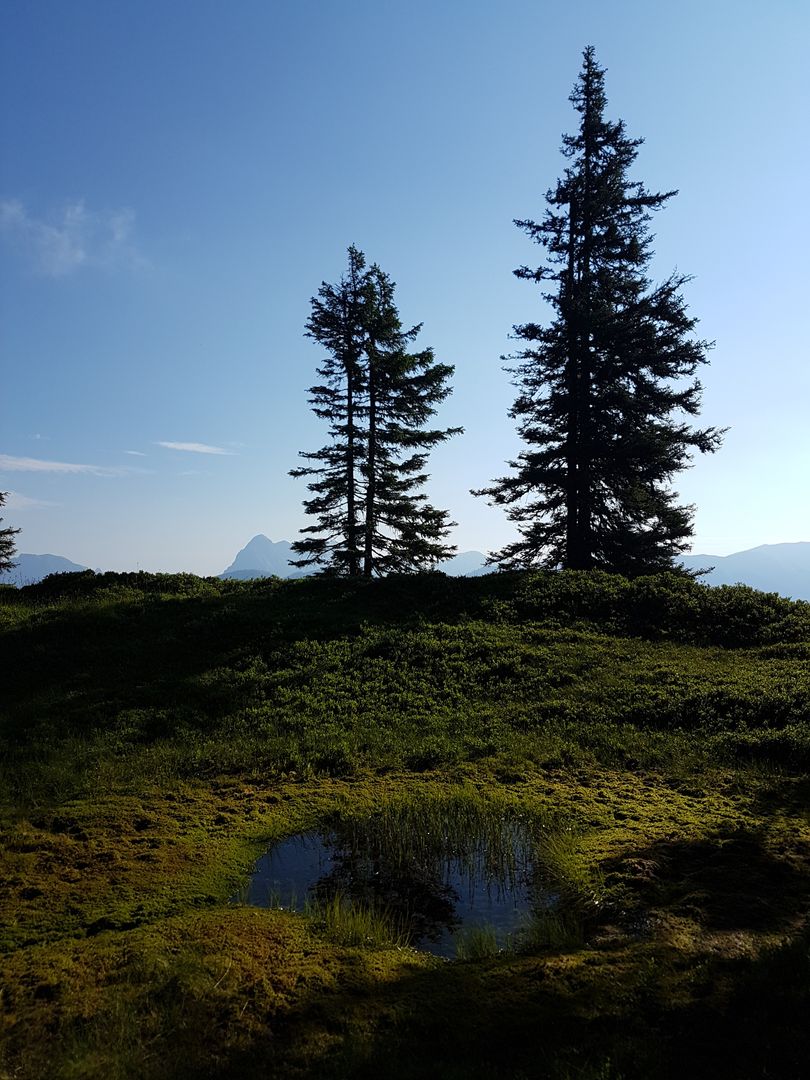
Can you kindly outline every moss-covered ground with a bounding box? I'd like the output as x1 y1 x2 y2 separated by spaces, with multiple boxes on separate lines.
2 570 809 1078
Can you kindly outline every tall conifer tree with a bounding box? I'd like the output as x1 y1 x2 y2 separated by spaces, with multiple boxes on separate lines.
290 245 367 575
475 48 723 573
360 264 461 575
0 492 20 575
292 250 460 576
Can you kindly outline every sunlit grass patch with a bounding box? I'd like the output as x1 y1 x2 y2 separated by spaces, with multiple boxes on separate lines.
309 891 410 949
534 825 606 912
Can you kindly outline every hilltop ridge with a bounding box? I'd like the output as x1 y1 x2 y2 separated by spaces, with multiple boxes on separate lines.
4 538 809 598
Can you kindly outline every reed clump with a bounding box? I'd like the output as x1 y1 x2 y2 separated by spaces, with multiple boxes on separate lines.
309 891 409 949
455 923 500 960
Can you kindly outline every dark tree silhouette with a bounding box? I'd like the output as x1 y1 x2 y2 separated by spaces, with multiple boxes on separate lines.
292 249 461 577
290 245 367 576
475 47 723 573
0 492 20 575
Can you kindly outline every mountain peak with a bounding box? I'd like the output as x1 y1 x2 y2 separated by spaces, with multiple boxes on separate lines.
219 540 491 580
221 535 297 578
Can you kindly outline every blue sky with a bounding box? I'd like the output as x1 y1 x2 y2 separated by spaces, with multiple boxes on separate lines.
1 0 808 574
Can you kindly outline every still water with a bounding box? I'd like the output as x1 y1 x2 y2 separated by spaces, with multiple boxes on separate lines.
236 807 557 958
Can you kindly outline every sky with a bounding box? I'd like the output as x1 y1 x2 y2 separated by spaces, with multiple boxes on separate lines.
1 0 808 575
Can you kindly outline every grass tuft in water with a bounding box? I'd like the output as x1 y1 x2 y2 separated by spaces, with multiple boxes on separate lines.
518 908 584 951
331 788 544 890
309 891 409 949
533 826 604 912
455 923 500 961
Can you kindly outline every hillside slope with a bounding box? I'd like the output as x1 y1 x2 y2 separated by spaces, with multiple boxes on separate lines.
2 569 810 1080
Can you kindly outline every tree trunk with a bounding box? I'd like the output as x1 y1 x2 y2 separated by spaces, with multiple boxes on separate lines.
564 198 582 569
346 352 358 576
363 346 377 577
575 72 596 569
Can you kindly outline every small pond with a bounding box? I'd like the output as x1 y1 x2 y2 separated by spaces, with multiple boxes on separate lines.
234 797 567 958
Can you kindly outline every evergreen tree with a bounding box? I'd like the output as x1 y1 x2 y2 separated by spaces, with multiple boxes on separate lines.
292 249 461 576
475 47 723 573
360 263 461 575
290 245 367 576
0 492 20 575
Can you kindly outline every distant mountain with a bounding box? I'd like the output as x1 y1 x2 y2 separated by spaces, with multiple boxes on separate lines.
220 535 492 579
681 542 810 600
5 540 806 596
220 535 312 580
441 550 491 576
0 553 88 587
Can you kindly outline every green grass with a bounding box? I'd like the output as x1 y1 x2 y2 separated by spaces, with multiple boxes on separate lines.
518 908 584 951
2 569 809 806
310 891 409 949
455 923 500 960
327 788 544 882
534 826 605 911
2 568 810 1079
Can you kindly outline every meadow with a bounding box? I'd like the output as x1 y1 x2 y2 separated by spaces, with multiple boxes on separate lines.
1 569 809 1078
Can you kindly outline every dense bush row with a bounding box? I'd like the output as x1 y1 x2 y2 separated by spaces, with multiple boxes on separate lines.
9 566 810 647
513 570 810 646
13 568 238 601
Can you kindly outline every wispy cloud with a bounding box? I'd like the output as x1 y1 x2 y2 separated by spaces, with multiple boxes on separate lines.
0 454 126 476
125 450 146 456
156 442 236 456
3 490 59 510
0 198 144 277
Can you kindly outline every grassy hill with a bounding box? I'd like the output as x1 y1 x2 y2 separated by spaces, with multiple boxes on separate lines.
2 570 809 1079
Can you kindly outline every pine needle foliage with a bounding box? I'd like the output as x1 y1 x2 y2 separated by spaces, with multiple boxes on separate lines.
475 47 724 574
290 245 368 577
292 248 461 577
0 492 20 574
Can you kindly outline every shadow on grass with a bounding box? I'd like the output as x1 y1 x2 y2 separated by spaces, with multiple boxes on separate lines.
212 830 810 1080
0 575 511 744
747 774 810 820
205 922 810 1080
605 828 810 933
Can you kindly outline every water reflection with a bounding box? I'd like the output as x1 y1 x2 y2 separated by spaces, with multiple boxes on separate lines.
237 801 558 958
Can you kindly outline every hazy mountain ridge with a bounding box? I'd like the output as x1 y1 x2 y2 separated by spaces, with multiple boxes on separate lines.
220 535 311 579
220 537 810 594
440 550 491 577
0 553 88 587
680 542 810 600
